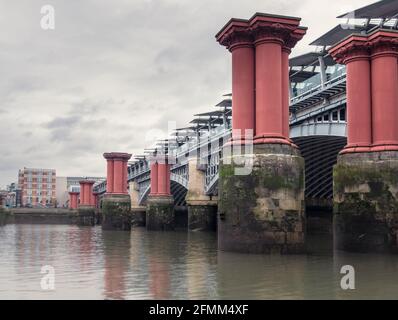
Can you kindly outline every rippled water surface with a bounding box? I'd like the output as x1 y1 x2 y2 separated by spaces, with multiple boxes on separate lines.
0 224 397 299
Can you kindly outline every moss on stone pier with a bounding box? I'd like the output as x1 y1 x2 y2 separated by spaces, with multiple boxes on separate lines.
102 195 132 231
218 144 306 254
333 152 398 253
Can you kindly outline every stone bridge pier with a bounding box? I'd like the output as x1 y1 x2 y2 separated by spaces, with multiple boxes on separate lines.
146 158 175 231
186 157 218 231
78 180 95 226
102 152 132 231
129 180 146 227
216 13 307 254
329 30 398 253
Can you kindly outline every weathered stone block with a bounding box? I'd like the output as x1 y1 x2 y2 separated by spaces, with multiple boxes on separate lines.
146 195 174 231
334 151 398 253
131 207 146 227
77 206 96 226
218 144 306 254
188 204 217 231
102 194 132 231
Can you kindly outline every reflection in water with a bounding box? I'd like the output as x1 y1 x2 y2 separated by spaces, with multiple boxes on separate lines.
0 224 397 299
102 231 131 300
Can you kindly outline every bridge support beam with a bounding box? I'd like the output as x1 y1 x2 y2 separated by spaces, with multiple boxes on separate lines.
78 180 95 226
129 180 146 227
216 13 307 254
102 152 132 231
330 31 398 253
186 158 217 231
147 161 175 231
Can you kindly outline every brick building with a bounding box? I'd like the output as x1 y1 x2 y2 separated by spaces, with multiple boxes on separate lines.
18 168 56 207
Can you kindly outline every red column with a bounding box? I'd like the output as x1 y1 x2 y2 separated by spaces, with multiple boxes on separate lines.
216 21 255 144
157 163 167 196
103 153 132 195
329 36 372 153
106 160 114 193
91 193 97 207
369 32 398 151
150 162 158 195
346 55 372 151
282 48 291 139
254 38 284 144
123 162 128 194
79 180 95 206
69 192 79 209
113 159 123 194
166 164 171 195
79 181 86 205
231 41 255 142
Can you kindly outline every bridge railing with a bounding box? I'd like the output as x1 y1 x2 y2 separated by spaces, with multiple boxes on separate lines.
291 65 346 105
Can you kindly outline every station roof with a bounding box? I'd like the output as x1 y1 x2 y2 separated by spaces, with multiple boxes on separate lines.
337 0 398 19
194 110 229 117
190 118 225 125
310 24 369 46
215 98 232 108
289 52 335 67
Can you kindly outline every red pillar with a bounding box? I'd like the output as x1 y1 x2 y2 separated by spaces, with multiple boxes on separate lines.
69 192 79 210
150 162 158 195
254 38 283 143
329 36 372 153
217 15 306 147
369 31 398 151
157 163 167 196
216 21 255 144
103 153 132 195
113 159 123 194
91 192 97 207
166 164 171 195
282 48 291 139
79 180 95 206
106 160 114 193
79 181 86 205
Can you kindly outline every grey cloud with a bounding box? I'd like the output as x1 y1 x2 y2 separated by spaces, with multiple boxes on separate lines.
0 0 375 187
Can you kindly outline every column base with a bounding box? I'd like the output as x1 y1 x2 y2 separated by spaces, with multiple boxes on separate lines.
334 151 398 253
131 207 147 227
101 194 132 231
77 206 95 226
218 143 306 254
146 195 174 231
188 203 217 231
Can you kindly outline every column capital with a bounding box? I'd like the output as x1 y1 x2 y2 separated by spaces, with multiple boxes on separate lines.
329 35 370 64
249 13 302 46
103 152 132 161
368 29 398 58
283 27 307 52
79 180 95 186
216 19 253 51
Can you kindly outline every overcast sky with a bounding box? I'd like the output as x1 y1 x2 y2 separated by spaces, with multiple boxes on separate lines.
0 0 375 187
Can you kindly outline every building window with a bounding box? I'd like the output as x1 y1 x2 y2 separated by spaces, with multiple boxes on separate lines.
323 114 329 122
339 108 346 121
332 111 338 122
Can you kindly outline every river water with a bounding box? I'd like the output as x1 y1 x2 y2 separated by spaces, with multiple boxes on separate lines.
0 224 397 299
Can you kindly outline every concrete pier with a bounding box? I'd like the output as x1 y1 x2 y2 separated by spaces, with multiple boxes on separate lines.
186 158 217 231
